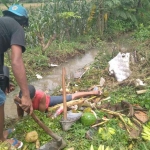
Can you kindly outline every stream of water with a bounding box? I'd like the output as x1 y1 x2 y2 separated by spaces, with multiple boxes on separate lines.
4 49 99 119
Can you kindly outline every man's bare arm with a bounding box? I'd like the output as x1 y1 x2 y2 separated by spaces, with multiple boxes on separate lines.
11 45 33 114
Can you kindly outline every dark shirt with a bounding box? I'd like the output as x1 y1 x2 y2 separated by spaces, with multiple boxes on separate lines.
0 16 26 54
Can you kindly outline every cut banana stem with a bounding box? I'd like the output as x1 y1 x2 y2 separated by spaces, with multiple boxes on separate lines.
101 109 130 133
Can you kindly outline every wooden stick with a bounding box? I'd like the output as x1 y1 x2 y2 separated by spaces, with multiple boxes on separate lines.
136 90 147 94
31 113 63 140
92 120 109 128
62 67 67 120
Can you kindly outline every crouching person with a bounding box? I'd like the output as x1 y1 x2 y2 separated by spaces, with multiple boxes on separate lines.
15 84 102 118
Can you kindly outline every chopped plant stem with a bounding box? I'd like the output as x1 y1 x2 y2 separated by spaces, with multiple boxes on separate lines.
92 120 109 128
101 109 130 133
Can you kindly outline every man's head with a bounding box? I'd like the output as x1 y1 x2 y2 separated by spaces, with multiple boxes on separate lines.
3 4 29 27
19 85 35 99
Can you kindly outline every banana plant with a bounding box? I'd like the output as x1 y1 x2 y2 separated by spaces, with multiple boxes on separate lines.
90 144 114 150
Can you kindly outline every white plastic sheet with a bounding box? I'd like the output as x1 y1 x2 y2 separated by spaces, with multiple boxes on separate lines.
108 52 131 82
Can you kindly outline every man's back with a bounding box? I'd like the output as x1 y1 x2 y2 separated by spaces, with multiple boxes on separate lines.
0 16 25 53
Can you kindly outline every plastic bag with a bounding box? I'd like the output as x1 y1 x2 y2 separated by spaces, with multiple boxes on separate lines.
108 52 131 82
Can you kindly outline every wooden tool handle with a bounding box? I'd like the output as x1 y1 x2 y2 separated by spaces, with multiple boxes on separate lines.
14 99 62 141
62 67 67 120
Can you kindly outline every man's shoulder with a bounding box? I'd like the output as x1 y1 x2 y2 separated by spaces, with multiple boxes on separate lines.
0 16 21 30
0 16 17 23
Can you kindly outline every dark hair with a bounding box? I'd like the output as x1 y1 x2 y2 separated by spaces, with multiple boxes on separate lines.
3 11 29 27
19 85 35 99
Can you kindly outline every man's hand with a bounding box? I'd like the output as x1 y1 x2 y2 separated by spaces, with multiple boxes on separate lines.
19 96 33 115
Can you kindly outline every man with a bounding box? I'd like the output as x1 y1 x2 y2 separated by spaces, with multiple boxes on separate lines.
0 4 33 148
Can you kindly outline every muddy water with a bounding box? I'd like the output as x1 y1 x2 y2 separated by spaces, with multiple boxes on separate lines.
4 49 99 119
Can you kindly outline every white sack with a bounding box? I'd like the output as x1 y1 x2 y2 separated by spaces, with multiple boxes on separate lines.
108 52 131 82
